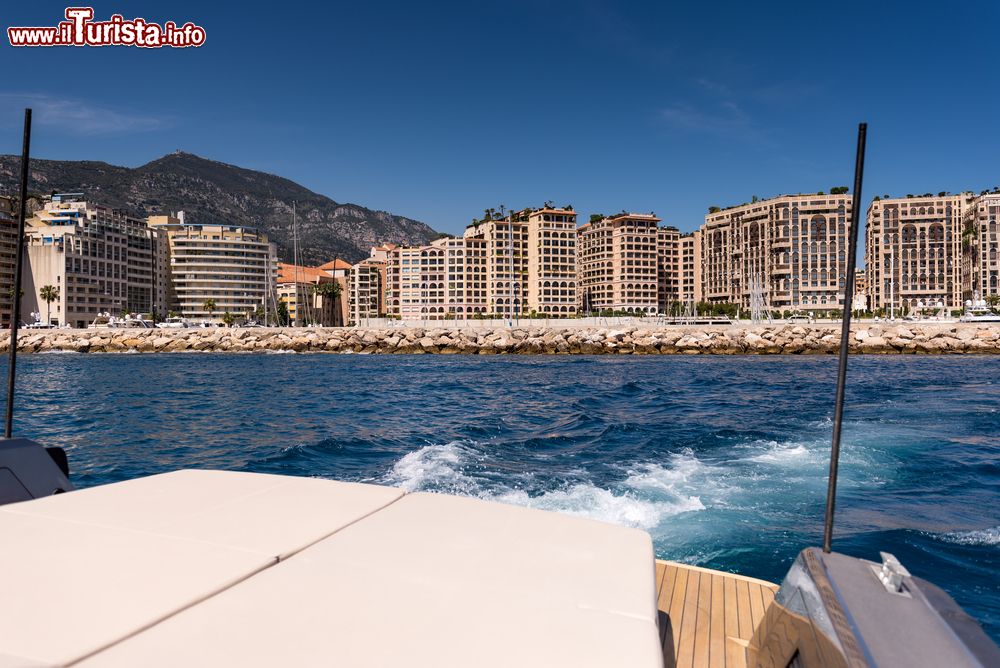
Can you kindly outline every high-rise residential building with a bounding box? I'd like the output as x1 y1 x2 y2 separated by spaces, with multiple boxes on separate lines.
963 193 1000 302
0 196 19 327
147 213 276 322
865 194 971 313
702 194 854 313
521 207 577 317
463 215 528 318
462 206 578 318
679 231 702 306
23 194 167 327
349 244 395 325
577 213 660 314
387 236 487 321
656 226 680 313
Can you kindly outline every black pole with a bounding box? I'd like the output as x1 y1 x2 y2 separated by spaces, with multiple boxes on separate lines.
823 122 866 553
5 109 32 439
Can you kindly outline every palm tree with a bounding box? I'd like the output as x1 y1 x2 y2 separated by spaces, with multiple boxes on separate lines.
202 298 216 321
311 281 343 326
221 311 235 327
39 285 59 325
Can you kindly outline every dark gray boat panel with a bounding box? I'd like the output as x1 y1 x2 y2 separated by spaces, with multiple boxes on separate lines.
0 438 74 505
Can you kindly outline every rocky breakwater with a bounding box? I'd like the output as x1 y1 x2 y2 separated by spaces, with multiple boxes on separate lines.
1 323 999 354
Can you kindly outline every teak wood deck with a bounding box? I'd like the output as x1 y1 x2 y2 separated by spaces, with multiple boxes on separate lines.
655 560 779 668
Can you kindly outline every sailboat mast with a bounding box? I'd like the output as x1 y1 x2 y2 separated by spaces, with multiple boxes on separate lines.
823 123 867 553
293 202 300 326
4 109 31 439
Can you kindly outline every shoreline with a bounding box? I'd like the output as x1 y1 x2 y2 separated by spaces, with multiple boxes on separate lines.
3 323 999 355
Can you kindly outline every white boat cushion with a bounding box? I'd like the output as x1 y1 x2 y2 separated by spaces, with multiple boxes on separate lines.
79 491 662 667
0 470 403 666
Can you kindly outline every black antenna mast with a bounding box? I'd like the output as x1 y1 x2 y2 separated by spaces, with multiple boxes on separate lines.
823 122 867 552
5 109 32 439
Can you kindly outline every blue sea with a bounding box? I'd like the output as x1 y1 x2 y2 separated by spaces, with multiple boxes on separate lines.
4 353 999 641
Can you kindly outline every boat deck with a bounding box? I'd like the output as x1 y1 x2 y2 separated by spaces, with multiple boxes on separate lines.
655 560 779 668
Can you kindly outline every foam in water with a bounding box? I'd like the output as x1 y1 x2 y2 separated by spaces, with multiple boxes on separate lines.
745 441 814 465
937 527 1000 547
384 442 708 530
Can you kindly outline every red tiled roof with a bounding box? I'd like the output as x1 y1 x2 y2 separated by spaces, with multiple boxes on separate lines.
277 263 332 284
317 259 352 270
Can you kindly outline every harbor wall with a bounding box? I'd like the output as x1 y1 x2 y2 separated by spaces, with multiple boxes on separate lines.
2 323 999 354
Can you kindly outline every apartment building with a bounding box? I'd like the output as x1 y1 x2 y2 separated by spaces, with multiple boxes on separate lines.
147 213 276 322
702 194 854 313
0 197 18 327
656 226 680 313
864 194 970 313
23 194 168 327
577 213 660 314
463 215 528 318
679 231 703 306
521 207 577 317
386 236 487 321
963 193 1000 301
349 244 395 325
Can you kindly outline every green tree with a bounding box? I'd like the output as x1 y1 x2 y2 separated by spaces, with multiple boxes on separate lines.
830 186 849 195
221 311 235 327
276 301 290 326
311 281 343 326
39 285 59 325
202 298 216 321
589 213 604 224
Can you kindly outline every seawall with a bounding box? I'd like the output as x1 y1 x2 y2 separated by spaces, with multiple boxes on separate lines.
2 323 999 354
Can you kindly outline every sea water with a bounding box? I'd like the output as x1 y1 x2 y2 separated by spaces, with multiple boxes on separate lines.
5 353 998 640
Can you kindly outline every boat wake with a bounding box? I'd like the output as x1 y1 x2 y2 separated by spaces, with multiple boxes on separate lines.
382 442 708 530
936 527 1000 547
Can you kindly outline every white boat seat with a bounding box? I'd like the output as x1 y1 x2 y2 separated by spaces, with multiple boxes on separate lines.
77 491 663 667
0 470 402 667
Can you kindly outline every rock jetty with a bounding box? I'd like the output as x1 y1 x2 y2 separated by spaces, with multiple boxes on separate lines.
2 323 999 355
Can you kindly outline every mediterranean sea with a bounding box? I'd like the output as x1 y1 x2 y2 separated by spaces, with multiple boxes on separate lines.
4 353 998 641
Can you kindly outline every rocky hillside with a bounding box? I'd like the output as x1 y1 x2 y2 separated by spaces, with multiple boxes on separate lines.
0 152 439 263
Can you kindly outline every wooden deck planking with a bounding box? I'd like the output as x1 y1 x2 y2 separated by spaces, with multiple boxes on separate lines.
654 561 778 668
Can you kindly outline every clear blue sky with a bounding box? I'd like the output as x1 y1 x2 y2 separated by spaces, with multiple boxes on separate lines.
1 0 998 236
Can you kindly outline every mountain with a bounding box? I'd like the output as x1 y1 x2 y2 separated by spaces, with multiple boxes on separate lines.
0 151 440 264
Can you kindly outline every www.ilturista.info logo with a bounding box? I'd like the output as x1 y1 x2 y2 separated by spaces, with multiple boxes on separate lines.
7 7 206 48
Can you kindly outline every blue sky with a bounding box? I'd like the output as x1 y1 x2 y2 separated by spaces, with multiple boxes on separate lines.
1 0 998 236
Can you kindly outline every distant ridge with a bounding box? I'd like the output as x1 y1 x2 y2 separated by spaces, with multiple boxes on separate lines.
0 151 440 264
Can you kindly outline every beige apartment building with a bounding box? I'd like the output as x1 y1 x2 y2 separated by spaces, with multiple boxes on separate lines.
963 193 1000 301
148 213 277 322
521 207 577 317
463 215 528 318
577 213 660 314
702 194 854 313
349 244 395 325
0 197 18 327
386 236 487 321
656 226 680 313
679 231 703 306
865 194 970 313
23 194 168 327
